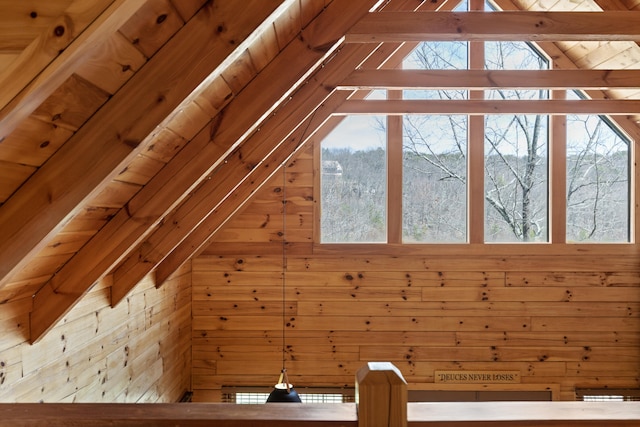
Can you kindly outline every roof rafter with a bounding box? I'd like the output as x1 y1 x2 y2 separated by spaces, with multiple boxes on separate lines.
108 0 388 306
338 69 640 90
347 11 640 42
27 0 293 343
335 99 640 115
0 0 149 139
152 3 450 287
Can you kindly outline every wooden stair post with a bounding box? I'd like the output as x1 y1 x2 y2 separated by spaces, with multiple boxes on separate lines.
356 362 407 427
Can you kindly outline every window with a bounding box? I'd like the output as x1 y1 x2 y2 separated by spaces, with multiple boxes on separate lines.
318 3 632 245
320 115 387 243
221 387 355 403
577 389 640 401
566 92 631 243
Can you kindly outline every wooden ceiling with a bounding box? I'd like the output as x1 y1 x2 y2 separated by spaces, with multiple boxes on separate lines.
0 0 639 343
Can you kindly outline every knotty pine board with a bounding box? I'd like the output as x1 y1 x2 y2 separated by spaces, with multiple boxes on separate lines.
0 263 191 402
193 146 640 400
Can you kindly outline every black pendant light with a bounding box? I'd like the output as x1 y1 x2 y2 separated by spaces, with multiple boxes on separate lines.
267 163 302 403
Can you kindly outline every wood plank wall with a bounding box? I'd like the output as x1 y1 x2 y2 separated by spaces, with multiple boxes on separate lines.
0 263 191 402
193 145 640 402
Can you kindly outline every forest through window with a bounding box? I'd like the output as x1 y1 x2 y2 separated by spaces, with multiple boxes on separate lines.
319 2 631 245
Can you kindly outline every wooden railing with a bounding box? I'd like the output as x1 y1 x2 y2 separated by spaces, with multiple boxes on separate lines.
1 363 639 426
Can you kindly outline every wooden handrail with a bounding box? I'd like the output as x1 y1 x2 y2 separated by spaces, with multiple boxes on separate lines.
1 363 639 426
408 401 640 426
0 403 358 427
0 401 639 426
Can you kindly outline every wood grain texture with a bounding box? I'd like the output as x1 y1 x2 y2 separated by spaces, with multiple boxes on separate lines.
25 0 287 343
347 11 640 42
192 138 640 398
0 264 191 403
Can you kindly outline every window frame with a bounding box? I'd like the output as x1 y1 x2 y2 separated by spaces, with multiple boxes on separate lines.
314 45 637 252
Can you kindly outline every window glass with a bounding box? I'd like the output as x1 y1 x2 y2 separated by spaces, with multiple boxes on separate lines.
484 41 549 243
402 115 468 242
484 114 549 242
566 94 630 242
402 41 468 101
320 115 387 243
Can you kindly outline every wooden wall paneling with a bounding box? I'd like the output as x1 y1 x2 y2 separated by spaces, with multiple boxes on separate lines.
166 0 206 21
0 1 75 51
153 44 413 282
220 50 258 95
24 0 288 343
0 0 147 138
456 330 640 347
0 117 73 167
300 0 329 28
0 265 190 402
194 165 640 397
0 162 35 203
506 271 640 287
113 154 166 186
290 254 640 272
33 1 296 323
273 0 301 50
31 73 110 132
295 300 638 318
246 24 280 77
568 41 636 69
116 0 386 294
75 31 147 95
532 316 638 332
36 230 95 257
191 76 234 118
117 0 184 58
423 285 640 303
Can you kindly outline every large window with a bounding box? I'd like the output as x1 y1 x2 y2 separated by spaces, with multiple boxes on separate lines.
319 3 632 245
320 115 387 243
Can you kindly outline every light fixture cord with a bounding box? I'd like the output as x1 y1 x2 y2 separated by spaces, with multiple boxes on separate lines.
281 162 287 373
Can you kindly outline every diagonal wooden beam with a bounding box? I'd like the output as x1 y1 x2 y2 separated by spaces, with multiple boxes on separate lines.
1 0 288 291
128 0 453 289
0 0 148 139
108 0 388 306
338 69 640 90
334 99 640 115
148 2 452 286
27 0 292 343
347 11 640 42
153 89 352 288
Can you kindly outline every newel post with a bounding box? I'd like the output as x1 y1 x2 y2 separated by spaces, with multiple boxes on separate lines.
355 362 407 427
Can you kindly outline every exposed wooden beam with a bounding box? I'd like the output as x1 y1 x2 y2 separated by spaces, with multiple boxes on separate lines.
27 0 290 343
108 0 386 306
155 2 476 285
491 0 640 143
114 0 444 295
347 11 640 42
0 0 147 139
153 28 442 284
338 69 640 90
334 99 640 115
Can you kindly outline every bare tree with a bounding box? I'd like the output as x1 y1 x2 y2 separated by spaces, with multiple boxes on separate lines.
320 41 629 244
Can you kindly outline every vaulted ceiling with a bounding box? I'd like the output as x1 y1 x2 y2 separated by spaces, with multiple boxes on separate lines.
1 0 639 343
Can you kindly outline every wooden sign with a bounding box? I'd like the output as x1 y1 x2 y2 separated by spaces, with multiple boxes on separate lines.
435 371 520 384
